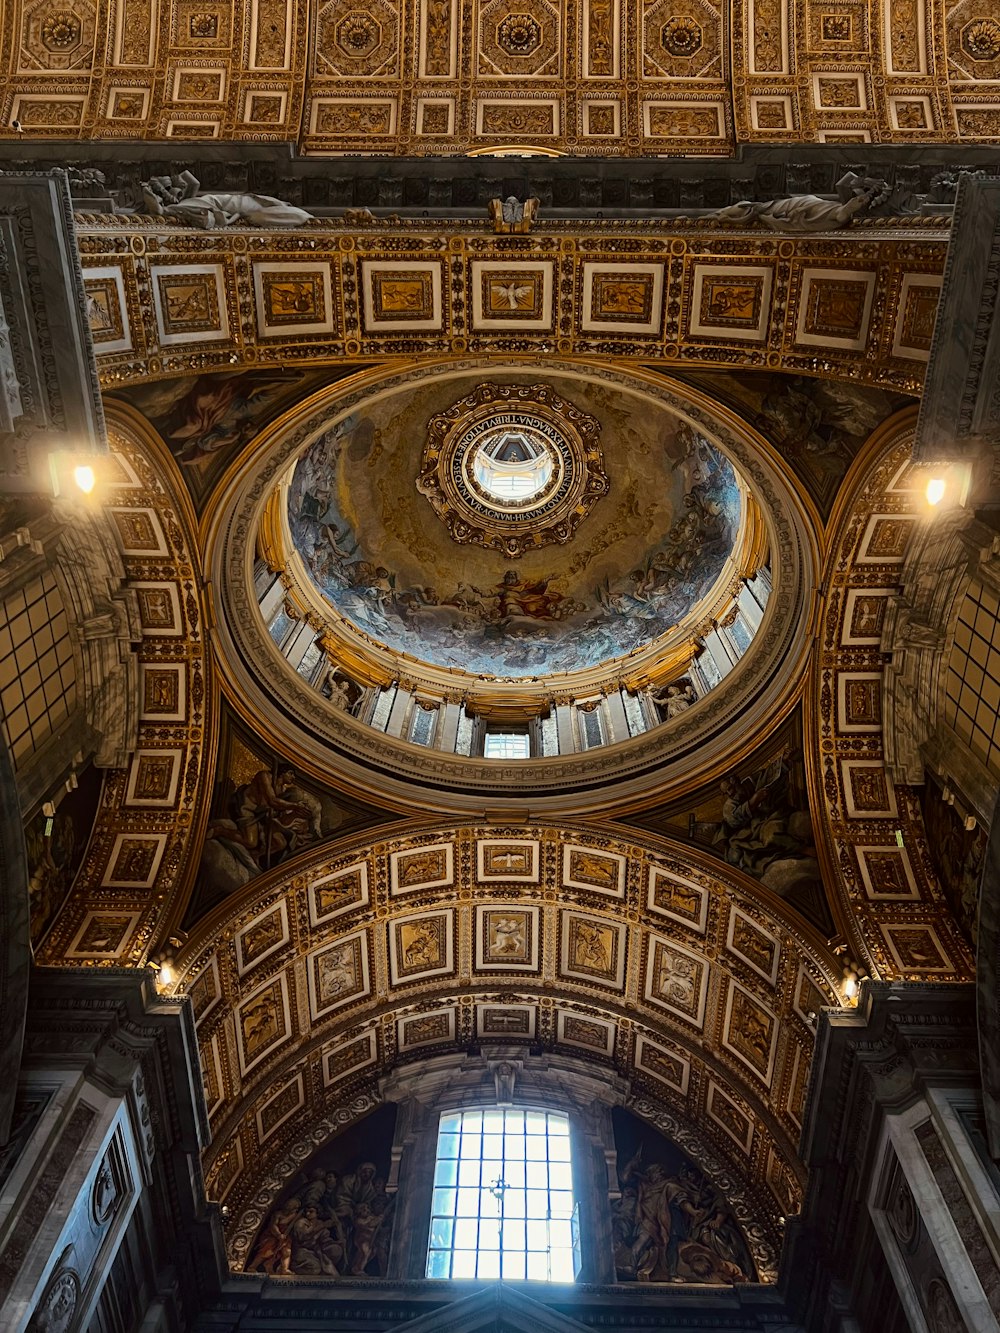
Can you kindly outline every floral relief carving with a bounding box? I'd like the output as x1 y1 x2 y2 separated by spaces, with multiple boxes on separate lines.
0 0 982 147
661 15 702 56
22 0 96 70
497 12 542 55
478 0 560 75
962 16 1000 61
41 11 80 47
316 0 399 75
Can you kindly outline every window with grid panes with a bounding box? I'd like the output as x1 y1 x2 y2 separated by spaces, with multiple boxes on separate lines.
483 730 531 760
426 1108 581 1282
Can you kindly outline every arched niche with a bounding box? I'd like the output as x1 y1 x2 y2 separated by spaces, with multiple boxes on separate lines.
166 820 843 1281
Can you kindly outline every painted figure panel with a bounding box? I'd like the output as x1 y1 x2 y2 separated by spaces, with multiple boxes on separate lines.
625 712 832 933
112 366 359 506
286 373 742 676
185 708 391 926
24 762 104 946
671 368 912 517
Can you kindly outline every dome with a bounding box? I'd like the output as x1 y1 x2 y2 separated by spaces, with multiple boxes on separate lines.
206 358 811 813
283 370 744 679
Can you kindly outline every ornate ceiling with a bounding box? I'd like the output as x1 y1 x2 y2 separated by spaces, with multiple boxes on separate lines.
281 369 744 678
1 0 998 149
77 213 946 393
36 363 974 991
173 820 841 1282
18 193 984 1295
207 359 812 811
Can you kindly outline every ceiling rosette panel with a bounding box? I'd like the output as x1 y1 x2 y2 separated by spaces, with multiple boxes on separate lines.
0 0 996 147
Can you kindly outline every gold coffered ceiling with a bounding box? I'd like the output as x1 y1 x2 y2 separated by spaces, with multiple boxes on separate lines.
0 0 997 148
173 820 842 1279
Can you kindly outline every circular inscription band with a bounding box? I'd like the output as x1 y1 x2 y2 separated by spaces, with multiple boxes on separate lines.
417 382 608 558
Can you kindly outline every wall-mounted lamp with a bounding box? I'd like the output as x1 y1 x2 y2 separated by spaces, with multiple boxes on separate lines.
840 958 867 1007
147 933 186 993
922 464 971 512
926 477 947 506
49 452 103 499
73 465 96 494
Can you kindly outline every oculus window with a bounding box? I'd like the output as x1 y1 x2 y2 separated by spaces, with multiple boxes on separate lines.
472 430 555 502
426 1108 581 1282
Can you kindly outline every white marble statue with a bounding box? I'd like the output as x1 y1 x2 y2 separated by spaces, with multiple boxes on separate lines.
139 170 312 228
653 680 697 719
714 174 891 232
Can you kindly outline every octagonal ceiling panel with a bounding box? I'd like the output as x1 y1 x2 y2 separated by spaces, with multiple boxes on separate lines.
0 0 994 145
478 0 561 76
316 0 400 76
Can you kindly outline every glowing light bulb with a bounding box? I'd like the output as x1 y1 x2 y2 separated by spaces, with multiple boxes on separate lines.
843 971 859 1003
73 465 96 494
157 960 175 989
926 477 946 506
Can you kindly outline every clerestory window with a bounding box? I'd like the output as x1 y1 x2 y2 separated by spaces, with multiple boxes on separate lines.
425 1108 581 1282
483 729 531 760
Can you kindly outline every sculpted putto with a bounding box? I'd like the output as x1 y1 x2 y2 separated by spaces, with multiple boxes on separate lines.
137 170 313 228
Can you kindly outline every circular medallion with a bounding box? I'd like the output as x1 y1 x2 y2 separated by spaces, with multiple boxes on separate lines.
41 11 80 48
416 382 608 558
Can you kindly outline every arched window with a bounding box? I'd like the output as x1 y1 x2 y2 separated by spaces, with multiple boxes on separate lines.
425 1107 580 1282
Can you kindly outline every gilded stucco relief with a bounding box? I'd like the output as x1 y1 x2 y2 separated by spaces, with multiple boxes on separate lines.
171 821 842 1281
0 0 996 147
812 413 975 981
33 414 215 969
75 214 949 392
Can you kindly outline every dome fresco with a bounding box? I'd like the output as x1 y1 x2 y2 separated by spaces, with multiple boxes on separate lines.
286 372 743 678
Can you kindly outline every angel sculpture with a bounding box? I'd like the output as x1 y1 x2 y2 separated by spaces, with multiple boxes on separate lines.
713 174 890 233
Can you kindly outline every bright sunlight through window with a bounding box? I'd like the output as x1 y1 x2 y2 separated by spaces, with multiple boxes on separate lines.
483 731 531 760
473 433 554 502
426 1108 581 1282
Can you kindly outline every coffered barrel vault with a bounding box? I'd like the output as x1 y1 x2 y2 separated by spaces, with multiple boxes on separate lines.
1 0 998 148
167 821 843 1281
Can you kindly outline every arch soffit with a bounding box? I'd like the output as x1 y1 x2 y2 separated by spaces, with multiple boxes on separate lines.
808 406 975 982
37 409 218 968
168 821 844 1273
